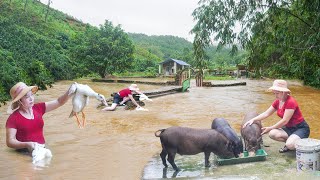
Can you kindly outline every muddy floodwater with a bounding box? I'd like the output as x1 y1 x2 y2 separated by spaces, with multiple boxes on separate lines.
0 78 319 180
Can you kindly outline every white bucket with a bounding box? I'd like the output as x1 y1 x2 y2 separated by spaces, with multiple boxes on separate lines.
295 138 320 171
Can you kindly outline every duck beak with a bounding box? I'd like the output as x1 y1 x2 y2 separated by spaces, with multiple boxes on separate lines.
101 99 108 106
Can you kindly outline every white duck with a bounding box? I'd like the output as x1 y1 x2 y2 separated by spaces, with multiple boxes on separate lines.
136 94 152 111
69 82 107 128
138 94 153 102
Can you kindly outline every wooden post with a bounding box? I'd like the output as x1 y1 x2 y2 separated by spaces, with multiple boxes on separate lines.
196 70 203 87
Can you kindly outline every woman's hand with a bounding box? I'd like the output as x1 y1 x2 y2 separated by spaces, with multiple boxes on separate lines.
68 82 77 96
27 142 36 152
242 119 254 128
46 82 75 112
261 127 272 135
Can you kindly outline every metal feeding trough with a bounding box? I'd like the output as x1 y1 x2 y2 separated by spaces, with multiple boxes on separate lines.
216 149 268 166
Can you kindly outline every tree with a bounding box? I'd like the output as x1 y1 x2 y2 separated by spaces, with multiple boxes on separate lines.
75 21 134 78
193 33 209 86
191 0 320 88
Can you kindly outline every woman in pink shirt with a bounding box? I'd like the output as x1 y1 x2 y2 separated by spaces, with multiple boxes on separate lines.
6 82 73 153
243 79 310 153
102 84 143 111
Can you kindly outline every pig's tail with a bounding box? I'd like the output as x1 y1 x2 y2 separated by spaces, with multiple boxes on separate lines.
154 129 166 137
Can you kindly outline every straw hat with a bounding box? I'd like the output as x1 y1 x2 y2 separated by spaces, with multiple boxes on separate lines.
268 79 290 92
128 84 139 91
7 82 38 113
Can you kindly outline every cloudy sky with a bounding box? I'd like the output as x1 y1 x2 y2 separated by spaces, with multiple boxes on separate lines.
40 0 200 41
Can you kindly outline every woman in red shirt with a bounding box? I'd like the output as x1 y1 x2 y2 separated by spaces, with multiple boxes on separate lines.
102 84 143 111
6 82 73 153
243 79 310 153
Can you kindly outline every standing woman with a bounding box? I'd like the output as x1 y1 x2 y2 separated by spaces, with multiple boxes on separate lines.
6 82 73 153
243 79 310 153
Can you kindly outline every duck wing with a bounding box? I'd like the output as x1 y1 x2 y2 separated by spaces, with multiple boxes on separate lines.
76 84 96 96
85 95 90 106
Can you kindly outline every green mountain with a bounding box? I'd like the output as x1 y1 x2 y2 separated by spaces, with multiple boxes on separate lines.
129 33 193 58
127 33 194 73
128 33 246 71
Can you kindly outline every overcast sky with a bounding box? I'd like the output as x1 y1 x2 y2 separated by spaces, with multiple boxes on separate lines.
40 0 200 41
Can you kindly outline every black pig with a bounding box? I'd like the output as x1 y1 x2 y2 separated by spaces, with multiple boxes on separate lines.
211 117 243 157
155 126 234 171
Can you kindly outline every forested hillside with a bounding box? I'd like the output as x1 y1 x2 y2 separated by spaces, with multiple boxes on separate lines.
128 33 247 72
129 33 193 58
128 33 193 73
0 0 86 102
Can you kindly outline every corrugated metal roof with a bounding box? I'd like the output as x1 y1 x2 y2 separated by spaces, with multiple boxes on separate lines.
159 58 190 66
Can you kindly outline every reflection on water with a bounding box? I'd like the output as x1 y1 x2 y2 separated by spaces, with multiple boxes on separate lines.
142 154 259 180
0 78 319 179
33 156 52 170
142 155 260 179
143 154 216 179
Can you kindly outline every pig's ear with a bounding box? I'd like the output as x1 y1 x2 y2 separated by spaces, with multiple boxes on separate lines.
228 142 239 158
226 141 234 152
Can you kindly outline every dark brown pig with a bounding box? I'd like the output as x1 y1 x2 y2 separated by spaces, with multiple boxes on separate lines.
155 126 234 171
241 112 263 154
211 117 243 157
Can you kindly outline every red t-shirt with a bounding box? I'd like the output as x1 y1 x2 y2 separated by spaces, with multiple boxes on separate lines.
272 96 304 127
118 88 132 98
6 103 46 144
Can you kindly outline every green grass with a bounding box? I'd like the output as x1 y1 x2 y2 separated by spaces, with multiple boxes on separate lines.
204 75 236 80
114 71 157 77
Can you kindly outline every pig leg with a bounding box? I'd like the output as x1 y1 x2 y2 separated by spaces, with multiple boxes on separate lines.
162 167 168 178
160 149 168 168
244 139 249 151
204 151 211 167
167 151 179 171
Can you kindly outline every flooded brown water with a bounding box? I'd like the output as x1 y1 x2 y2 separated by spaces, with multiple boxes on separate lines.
0 78 319 179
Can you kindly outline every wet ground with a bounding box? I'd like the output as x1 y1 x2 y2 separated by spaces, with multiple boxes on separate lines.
0 78 319 179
